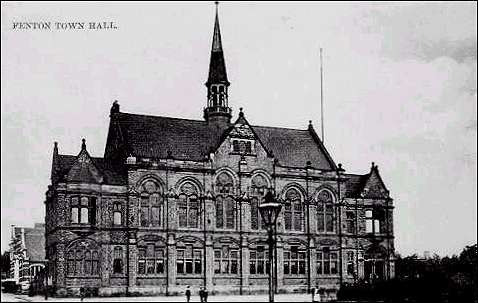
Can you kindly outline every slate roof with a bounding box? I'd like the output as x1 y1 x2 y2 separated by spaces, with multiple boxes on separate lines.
53 154 127 185
344 173 369 198
343 167 390 199
115 113 229 161
111 112 336 170
253 125 335 169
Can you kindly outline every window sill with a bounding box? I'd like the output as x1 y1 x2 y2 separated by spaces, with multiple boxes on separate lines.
215 228 238 232
66 276 101 279
229 152 257 157
110 274 127 278
176 274 203 279
213 274 240 277
137 275 166 278
283 274 307 278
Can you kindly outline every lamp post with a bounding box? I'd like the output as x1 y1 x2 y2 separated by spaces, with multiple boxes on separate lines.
44 259 48 300
259 190 282 303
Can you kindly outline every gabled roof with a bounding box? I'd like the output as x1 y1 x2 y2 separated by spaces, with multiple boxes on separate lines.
112 112 230 161
344 173 369 198
344 164 390 199
106 112 337 170
66 145 104 184
52 152 127 185
253 125 335 169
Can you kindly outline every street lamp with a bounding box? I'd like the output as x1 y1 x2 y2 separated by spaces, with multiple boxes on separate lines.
44 259 48 300
259 190 282 303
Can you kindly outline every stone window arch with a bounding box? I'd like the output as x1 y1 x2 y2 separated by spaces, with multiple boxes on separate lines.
250 173 270 230
316 189 336 233
66 240 100 277
177 181 200 229
113 246 123 274
215 172 236 229
283 187 304 231
113 202 122 226
139 179 164 227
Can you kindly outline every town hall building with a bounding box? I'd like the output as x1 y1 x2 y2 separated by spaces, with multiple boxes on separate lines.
44 5 395 299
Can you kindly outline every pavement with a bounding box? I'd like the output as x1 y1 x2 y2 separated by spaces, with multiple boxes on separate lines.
1 292 317 302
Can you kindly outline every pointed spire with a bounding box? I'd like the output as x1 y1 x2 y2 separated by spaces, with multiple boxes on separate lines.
53 141 58 156
207 1 229 85
212 2 222 52
81 138 86 151
204 1 231 124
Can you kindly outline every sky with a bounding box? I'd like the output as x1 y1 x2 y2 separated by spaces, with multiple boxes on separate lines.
1 1 476 257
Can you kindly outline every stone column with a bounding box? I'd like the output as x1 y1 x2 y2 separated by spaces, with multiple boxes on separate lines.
276 239 284 290
128 237 137 288
101 245 110 287
205 236 214 290
56 242 66 289
167 234 176 290
241 238 250 293
309 239 317 288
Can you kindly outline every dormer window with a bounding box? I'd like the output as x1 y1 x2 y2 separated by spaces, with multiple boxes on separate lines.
231 139 253 154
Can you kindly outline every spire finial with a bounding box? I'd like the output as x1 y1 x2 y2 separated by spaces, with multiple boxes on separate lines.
81 138 86 150
110 100 120 116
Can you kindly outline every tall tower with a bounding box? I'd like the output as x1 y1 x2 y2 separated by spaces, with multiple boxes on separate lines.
204 2 231 124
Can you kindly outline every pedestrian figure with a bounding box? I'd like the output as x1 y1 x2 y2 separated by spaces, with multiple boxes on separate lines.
199 286 204 302
79 287 85 302
185 286 191 303
203 287 209 303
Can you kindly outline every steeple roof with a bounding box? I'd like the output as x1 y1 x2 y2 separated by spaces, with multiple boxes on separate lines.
207 3 229 85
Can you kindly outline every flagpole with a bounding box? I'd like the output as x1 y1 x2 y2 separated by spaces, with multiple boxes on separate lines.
320 48 324 143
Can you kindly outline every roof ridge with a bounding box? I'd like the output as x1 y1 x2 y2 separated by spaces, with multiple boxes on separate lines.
253 124 308 132
119 111 210 124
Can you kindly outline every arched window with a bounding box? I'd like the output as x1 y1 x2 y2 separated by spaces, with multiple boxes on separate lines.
346 211 355 234
250 174 269 230
113 203 122 226
284 188 303 231
177 182 200 228
316 189 335 233
215 173 236 229
113 247 123 274
66 240 100 277
139 180 163 227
